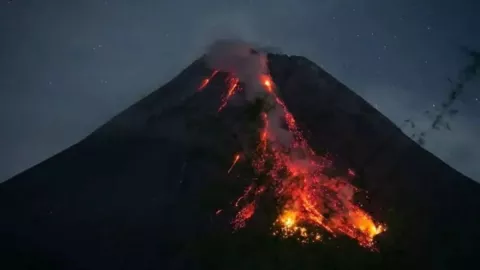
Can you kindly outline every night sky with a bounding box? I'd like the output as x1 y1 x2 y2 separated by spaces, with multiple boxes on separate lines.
0 0 479 183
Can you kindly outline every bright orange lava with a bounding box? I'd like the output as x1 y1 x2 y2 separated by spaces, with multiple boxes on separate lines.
218 76 240 112
260 74 273 92
198 68 386 249
198 70 218 91
227 154 241 174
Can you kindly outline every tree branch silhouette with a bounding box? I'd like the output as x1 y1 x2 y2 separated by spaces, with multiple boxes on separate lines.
354 47 479 181
412 47 480 145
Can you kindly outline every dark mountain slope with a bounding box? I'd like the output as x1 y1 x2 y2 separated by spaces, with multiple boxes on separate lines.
0 52 479 270
267 54 480 268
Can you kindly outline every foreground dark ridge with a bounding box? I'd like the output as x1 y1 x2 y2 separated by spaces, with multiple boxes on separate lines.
0 53 479 270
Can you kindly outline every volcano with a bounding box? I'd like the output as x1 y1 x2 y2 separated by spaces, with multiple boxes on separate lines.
1 42 479 270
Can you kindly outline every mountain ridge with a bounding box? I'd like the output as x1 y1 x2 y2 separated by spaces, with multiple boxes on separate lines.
0 51 479 270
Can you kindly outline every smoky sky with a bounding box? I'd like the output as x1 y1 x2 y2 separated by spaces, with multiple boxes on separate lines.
0 0 479 183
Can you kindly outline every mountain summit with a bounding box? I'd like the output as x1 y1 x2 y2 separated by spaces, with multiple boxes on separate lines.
1 41 479 270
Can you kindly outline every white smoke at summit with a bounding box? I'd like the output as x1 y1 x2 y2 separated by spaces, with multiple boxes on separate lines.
204 39 294 147
205 39 268 101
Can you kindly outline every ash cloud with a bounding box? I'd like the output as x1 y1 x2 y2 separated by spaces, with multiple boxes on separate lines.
205 39 268 101
265 105 293 146
204 39 293 146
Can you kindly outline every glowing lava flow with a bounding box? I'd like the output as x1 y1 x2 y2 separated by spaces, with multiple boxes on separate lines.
198 70 218 91
227 154 241 174
198 70 386 249
218 76 240 112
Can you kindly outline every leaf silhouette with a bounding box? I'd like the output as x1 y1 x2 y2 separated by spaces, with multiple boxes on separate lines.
448 109 459 115
418 137 425 146
445 123 451 131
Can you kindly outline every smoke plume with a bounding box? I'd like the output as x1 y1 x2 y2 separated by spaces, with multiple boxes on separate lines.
203 39 385 247
205 39 293 146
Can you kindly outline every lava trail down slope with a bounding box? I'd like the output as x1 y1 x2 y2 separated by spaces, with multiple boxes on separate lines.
0 41 479 270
